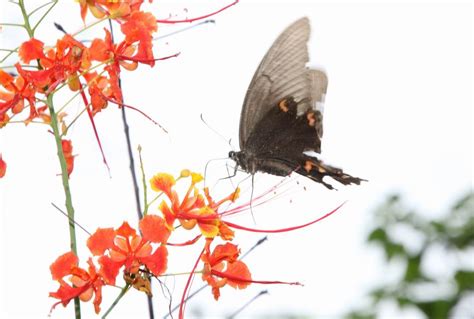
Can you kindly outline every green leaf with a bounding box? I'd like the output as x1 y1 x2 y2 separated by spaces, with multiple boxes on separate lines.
455 270 474 291
367 228 387 243
404 255 422 282
386 242 406 260
344 311 376 319
416 299 456 318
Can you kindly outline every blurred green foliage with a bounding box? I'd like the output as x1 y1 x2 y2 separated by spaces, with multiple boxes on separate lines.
346 192 474 319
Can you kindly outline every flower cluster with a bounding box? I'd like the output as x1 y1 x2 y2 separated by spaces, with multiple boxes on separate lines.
48 165 343 315
0 0 161 178
49 170 253 315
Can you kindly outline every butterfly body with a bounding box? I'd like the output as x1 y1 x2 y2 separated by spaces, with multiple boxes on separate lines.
231 18 364 189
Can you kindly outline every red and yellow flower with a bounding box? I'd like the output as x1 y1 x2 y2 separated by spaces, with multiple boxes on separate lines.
87 220 169 286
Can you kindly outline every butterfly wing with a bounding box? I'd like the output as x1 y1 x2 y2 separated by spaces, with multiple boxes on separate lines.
237 17 364 188
243 97 364 189
239 17 315 148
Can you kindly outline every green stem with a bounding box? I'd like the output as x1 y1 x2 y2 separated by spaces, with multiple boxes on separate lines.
18 0 34 38
102 284 131 318
73 16 109 37
28 0 55 18
16 0 81 317
138 146 149 216
0 23 24 28
32 0 58 32
47 94 81 319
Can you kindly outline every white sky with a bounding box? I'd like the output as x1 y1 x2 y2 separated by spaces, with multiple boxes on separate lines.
0 1 472 318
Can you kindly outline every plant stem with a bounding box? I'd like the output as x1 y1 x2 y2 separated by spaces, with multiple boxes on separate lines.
46 94 81 319
18 0 34 37
17 0 81 317
102 284 131 318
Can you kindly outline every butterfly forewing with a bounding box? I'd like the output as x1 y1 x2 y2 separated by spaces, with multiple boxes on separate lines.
239 17 313 148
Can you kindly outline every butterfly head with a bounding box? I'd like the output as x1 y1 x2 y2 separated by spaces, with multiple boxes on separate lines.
229 150 251 173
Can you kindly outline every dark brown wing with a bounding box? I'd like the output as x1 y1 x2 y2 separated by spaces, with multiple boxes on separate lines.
240 17 313 148
244 97 364 189
243 95 320 158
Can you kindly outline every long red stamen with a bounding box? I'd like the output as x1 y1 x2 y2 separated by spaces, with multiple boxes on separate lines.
156 1 238 24
224 202 346 233
117 52 180 63
78 82 110 173
101 94 167 133
211 269 302 286
167 235 202 247
179 249 204 319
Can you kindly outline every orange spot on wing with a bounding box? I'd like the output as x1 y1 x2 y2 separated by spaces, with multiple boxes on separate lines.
306 112 316 126
278 99 289 112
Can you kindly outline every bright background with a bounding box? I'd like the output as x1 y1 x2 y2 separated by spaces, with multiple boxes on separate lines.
0 0 472 318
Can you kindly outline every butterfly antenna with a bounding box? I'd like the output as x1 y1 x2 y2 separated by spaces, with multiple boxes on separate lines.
200 113 234 150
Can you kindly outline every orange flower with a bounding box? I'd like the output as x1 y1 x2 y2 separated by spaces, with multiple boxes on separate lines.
78 0 143 22
0 154 6 178
151 172 205 229
120 11 157 66
87 221 169 285
0 68 37 124
18 38 46 64
17 35 87 92
201 241 251 300
152 171 238 240
49 252 104 314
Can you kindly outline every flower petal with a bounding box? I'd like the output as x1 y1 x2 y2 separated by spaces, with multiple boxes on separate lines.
98 255 122 285
150 173 175 198
140 214 171 244
116 221 136 238
225 261 252 290
0 154 6 178
18 38 45 64
50 251 78 280
87 227 115 256
142 245 168 276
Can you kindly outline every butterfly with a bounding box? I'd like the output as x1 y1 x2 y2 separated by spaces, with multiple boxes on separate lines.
229 17 364 190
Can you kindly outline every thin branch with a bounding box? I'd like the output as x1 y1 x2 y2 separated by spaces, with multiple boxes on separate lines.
227 290 269 319
101 284 131 318
0 23 25 28
51 202 91 236
27 0 55 17
32 0 58 32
